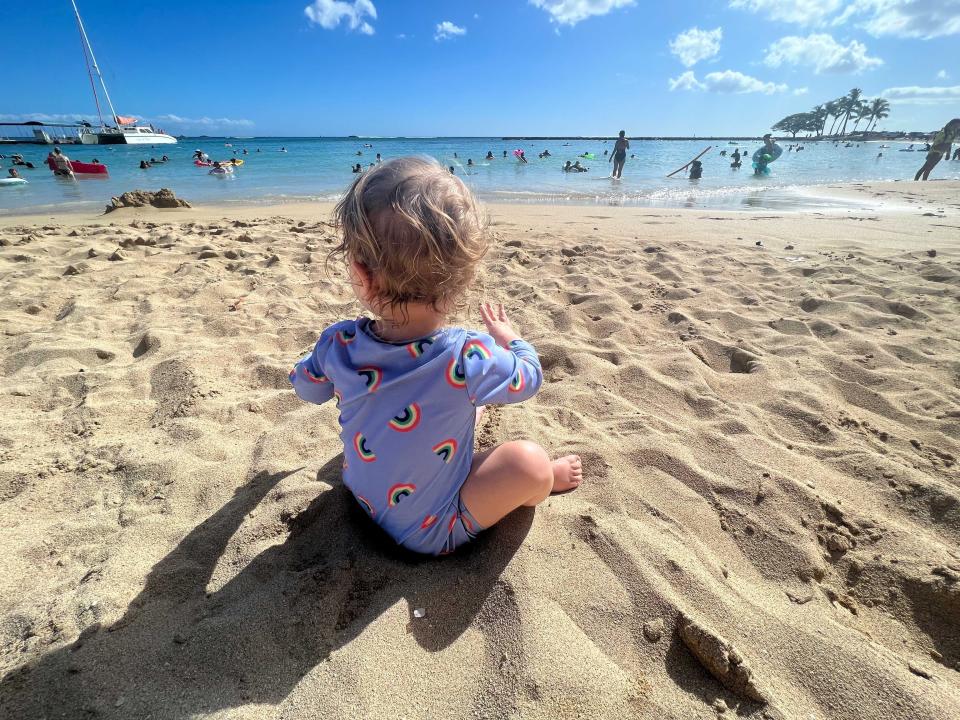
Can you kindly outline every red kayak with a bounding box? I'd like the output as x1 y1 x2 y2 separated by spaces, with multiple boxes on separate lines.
46 157 109 175
194 160 213 167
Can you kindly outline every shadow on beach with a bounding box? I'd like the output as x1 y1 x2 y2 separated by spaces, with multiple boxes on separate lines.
0 455 532 718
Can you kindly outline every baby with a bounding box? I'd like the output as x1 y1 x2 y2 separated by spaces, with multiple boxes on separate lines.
290 156 582 555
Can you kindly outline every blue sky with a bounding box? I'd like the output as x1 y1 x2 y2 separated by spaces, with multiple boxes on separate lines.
2 0 958 136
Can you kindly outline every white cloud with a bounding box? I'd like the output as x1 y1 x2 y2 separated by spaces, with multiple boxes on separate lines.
529 0 635 26
304 0 376 35
850 0 960 39
731 0 960 38
764 33 883 73
669 27 723 67
881 84 960 104
668 71 705 91
434 20 466 40
669 69 788 94
793 86 809 95
937 69 949 79
729 0 844 25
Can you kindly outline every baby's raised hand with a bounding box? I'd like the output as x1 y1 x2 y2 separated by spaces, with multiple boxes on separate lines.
479 302 521 347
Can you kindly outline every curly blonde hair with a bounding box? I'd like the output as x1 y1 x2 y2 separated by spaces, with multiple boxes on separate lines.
331 156 488 315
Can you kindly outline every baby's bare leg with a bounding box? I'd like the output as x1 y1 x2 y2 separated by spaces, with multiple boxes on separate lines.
460 440 582 529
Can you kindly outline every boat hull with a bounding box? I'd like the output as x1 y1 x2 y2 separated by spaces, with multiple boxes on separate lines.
79 130 177 145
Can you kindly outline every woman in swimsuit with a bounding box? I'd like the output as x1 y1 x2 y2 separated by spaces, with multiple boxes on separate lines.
609 130 629 179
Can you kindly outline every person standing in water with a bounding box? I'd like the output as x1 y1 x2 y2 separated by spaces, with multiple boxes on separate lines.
609 130 629 179
914 118 960 181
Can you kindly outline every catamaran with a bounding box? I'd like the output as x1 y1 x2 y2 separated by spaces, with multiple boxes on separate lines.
71 0 175 145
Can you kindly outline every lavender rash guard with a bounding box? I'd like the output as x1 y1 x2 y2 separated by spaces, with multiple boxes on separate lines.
290 317 542 554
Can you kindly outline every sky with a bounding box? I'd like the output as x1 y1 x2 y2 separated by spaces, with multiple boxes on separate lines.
2 0 958 136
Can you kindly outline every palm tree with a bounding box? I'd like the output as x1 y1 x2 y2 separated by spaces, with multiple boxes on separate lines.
851 101 871 134
811 104 826 136
867 98 890 132
839 88 862 136
826 98 845 136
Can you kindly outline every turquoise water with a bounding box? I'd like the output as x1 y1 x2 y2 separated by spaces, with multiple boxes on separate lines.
1 136 957 215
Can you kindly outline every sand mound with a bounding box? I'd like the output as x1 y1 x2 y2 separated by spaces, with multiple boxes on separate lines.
0 196 958 718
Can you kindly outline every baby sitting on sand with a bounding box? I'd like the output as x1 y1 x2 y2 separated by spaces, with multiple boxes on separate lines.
290 156 582 555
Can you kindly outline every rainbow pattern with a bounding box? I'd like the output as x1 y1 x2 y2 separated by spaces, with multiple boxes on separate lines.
432 438 458 463
303 366 329 384
357 495 375 516
463 339 493 361
336 327 357 345
388 482 416 506
388 403 421 432
353 432 376 462
508 370 525 393
420 514 438 530
407 337 434 358
445 358 467 389
358 366 382 392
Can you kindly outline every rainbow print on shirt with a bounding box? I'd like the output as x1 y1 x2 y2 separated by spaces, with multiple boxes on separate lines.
303 366 329 384
358 366 382 392
336 327 357 345
353 432 376 462
388 483 416 506
357 495 375 517
463 339 493 361
407 337 434 358
388 403 421 432
432 438 458 464
445 358 467 389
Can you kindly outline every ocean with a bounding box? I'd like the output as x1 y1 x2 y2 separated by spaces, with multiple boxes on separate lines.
1 136 956 216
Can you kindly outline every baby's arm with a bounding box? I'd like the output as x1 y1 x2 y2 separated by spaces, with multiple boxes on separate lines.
289 329 335 405
463 303 543 406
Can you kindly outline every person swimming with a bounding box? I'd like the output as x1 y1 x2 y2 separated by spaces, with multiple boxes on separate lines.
730 149 742 169
139 160 150 169
572 160 588 172
689 159 703 179
563 160 573 172
467 158 474 166
352 164 362 173
486 151 494 160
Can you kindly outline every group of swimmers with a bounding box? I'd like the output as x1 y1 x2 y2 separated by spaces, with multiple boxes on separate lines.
139 155 170 169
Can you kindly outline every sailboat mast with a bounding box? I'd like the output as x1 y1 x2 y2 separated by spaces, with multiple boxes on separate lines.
70 0 120 127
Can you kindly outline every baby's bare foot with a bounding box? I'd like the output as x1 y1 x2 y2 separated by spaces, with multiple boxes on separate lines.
551 455 583 493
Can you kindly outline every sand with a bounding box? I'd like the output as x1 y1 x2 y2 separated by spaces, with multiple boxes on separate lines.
1 181 959 719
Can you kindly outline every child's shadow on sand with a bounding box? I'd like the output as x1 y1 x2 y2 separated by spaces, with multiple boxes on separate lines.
1 455 532 718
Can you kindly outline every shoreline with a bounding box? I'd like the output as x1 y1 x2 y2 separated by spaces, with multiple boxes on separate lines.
1 180 957 226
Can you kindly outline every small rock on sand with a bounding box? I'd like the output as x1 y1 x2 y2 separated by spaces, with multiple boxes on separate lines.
678 613 768 704
643 618 664 642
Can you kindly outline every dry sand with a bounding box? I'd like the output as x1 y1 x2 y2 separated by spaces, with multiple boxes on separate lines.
1 182 959 719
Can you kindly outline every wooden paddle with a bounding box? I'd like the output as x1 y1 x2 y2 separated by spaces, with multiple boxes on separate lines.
666 145 712 177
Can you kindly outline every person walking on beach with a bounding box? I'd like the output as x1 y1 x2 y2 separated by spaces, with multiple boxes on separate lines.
609 130 629 179
290 157 582 556
914 118 959 181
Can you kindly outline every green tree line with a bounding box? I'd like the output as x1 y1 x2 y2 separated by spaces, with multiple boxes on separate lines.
771 88 891 139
